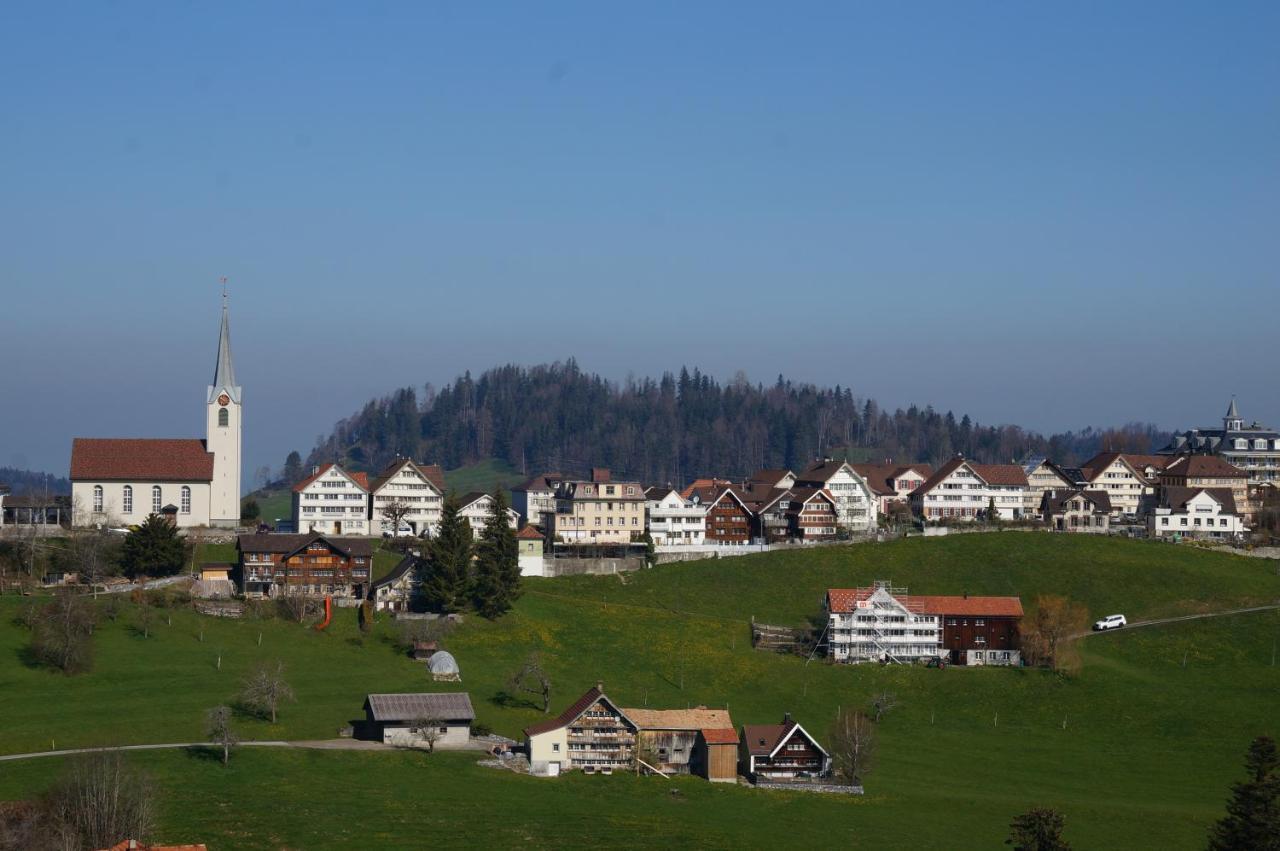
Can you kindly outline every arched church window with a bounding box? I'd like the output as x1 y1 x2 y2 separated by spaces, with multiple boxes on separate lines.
152 486 162 513
218 407 229 427
181 486 191 514
122 485 133 514
93 486 103 513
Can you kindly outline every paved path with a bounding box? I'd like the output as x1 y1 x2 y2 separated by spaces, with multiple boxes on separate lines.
0 737 495 763
1071 603 1280 640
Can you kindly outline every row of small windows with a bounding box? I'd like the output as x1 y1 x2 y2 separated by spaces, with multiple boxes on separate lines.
92 485 191 514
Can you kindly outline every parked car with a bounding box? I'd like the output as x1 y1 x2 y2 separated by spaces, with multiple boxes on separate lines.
382 523 415 538
1093 614 1127 631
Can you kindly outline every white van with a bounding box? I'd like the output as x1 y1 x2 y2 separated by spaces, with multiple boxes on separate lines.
1093 614 1127 631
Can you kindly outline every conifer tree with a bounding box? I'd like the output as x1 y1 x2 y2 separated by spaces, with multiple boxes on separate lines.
421 493 473 613
471 490 520 618
1209 735 1280 850
119 514 186 578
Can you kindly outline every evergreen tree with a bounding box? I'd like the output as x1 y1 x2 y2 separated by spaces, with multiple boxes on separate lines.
282 451 304 485
1209 736 1280 850
119 514 186 578
421 493 473 613
471 490 521 618
987 497 1001 525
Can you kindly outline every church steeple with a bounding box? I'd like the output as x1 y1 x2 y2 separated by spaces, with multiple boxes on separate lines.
208 286 241 404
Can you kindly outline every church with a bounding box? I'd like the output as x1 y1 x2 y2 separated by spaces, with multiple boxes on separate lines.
71 297 242 529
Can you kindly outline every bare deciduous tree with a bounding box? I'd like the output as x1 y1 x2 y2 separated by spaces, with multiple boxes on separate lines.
1021 595 1089 673
42 752 155 851
411 713 443 753
870 690 898 722
239 660 296 724
509 652 553 713
830 707 877 786
68 528 118 599
380 498 415 537
31 592 96 674
135 602 155 639
205 705 239 766
277 589 315 624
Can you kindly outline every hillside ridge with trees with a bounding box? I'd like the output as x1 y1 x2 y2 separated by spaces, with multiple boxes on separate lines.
289 362 1170 486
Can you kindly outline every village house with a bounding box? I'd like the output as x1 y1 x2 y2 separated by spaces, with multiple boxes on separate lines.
1040 489 1112 533
368 458 446 536
237 533 373 599
362 693 475 748
368 554 419 612
787 487 840 541
512 472 564 529
1149 487 1247 539
1161 399 1280 491
621 707 738 782
550 469 646 545
1021 457 1081 518
1157 455 1252 520
740 714 831 783
794 460 878 533
525 683 637 777
292 464 370 536
643 486 707 547
516 525 545 575
909 457 1028 521
695 486 754 546
826 583 1023 666
851 462 933 514
457 492 520 539
1078 452 1170 517
747 469 796 490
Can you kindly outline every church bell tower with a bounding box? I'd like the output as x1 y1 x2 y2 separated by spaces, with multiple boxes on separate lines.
207 290 243 527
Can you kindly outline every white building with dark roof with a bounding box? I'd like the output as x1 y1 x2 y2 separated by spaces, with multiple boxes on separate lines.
1161 399 1280 490
71 295 242 529
794 460 878 532
368 458 446 537
363 693 475 748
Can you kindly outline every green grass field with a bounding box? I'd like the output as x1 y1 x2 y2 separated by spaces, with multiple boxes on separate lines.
3 534 1277 848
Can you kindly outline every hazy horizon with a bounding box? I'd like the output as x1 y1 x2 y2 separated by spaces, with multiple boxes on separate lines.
3 2 1277 481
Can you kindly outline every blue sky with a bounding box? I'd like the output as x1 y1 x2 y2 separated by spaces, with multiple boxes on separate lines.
2 1 1278 482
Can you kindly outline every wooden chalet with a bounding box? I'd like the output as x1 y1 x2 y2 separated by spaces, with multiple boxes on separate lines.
237 533 373 599
740 714 831 783
621 706 738 782
524 683 637 777
696 486 753 545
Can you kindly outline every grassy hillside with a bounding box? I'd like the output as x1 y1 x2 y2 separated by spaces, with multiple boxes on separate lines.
2 535 1277 848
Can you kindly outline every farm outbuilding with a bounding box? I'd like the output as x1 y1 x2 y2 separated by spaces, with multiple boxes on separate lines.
427 650 461 681
363 693 475 748
622 706 738 782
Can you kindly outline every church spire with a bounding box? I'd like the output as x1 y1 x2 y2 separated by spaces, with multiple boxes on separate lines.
209 282 240 403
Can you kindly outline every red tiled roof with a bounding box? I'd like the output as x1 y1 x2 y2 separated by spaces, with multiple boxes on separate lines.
680 478 735 500
701 728 740 745
827 587 1022 617
1161 456 1246 478
515 525 544 540
911 456 969 495
70 438 214 482
524 685 633 738
1081 452 1172 483
971 463 1028 487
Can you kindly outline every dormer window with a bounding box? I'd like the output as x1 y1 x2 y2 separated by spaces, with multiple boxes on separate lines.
1235 439 1247 450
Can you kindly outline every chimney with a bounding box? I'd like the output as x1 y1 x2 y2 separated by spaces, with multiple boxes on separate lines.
596 680 604 693
311 466 320 475
783 711 793 724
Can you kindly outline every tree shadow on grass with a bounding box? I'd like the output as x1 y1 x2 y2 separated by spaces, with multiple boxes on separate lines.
14 643 44 671
181 745 226 763
490 689 542 712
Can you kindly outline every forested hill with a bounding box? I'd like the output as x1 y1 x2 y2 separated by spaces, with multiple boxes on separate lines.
302 361 1170 485
0 468 71 496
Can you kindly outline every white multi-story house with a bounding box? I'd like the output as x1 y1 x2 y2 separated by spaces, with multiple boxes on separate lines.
456 492 520 540
1079 452 1169 517
550 469 646 544
794 460 878 533
368 458 446 537
851 463 933 514
910 457 1028 521
1161 399 1280 489
825 584 944 664
1149 487 1248 539
512 473 564 530
1021 458 1080 518
292 464 370 536
644 487 706 546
